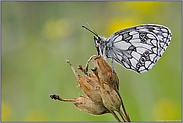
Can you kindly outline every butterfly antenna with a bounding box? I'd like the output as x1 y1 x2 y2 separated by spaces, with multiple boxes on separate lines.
82 23 99 37
87 22 98 36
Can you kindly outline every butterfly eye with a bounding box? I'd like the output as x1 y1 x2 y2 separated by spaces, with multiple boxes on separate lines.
94 37 101 44
94 36 98 43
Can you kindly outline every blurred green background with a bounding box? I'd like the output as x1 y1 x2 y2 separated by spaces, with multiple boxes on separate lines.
1 1 182 122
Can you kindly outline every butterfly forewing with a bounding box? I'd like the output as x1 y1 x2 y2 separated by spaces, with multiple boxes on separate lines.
104 24 172 73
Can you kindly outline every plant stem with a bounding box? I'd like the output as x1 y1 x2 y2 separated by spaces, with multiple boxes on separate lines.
49 94 74 102
110 110 121 122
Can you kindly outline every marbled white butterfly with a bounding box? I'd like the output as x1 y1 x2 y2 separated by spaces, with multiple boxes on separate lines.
82 23 172 73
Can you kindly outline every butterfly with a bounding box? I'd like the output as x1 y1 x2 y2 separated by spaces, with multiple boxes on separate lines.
82 23 172 73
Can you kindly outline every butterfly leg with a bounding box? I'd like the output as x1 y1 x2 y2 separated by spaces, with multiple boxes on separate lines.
110 58 114 80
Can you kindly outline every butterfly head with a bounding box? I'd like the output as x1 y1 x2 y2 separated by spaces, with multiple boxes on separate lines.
82 24 105 56
94 36 106 56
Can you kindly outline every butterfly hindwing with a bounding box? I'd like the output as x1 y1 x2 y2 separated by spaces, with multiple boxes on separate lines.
105 24 172 73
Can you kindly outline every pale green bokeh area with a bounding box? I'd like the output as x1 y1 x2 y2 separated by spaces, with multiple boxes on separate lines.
1 1 182 122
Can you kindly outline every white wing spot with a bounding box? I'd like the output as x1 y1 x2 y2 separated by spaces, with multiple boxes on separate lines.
114 35 122 43
151 39 157 46
148 63 155 70
161 28 168 32
152 47 158 54
147 33 156 39
129 31 138 35
139 66 145 71
131 51 141 60
123 61 130 69
160 42 165 47
130 58 138 67
153 30 159 33
136 47 148 54
157 35 163 40
149 54 157 61
162 33 168 37
114 41 131 50
145 61 151 68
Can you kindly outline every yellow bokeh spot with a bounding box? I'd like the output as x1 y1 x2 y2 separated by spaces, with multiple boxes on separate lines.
24 110 48 122
106 17 141 36
152 98 180 121
43 18 72 41
123 1 160 15
1 101 13 121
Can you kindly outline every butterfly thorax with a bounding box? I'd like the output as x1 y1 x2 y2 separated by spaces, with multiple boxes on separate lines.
94 36 108 59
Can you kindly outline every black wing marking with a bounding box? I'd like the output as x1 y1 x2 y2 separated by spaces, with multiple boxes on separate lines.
105 24 172 73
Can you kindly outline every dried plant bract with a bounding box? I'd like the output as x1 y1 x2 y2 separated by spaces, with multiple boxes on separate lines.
50 56 130 122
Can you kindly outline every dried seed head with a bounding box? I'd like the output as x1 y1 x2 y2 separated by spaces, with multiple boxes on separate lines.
49 94 110 115
99 83 122 112
92 56 119 92
74 95 110 115
66 60 102 104
89 56 122 112
68 57 122 113
50 58 130 121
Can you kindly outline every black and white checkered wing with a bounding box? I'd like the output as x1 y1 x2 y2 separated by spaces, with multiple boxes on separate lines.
105 24 172 73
